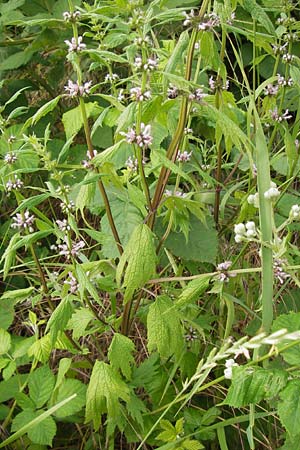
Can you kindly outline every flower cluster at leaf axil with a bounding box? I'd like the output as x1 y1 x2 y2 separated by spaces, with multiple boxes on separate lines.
65 36 86 52
290 204 300 219
4 152 17 164
58 237 85 260
234 221 257 242
217 261 236 282
120 123 152 148
11 210 35 233
64 80 92 97
6 175 23 192
264 182 280 200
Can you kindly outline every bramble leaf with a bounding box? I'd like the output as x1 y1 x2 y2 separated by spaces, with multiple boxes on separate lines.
116 224 157 303
147 296 184 359
85 361 129 430
108 333 135 380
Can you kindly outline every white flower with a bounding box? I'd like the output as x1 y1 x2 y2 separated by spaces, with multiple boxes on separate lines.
105 73 119 83
117 89 125 102
126 156 138 172
64 272 79 294
63 10 80 21
264 183 280 200
6 175 23 192
224 359 238 379
58 238 85 260
189 88 207 102
290 204 300 219
144 57 158 71
64 80 92 97
234 223 246 235
247 193 259 208
130 87 151 102
11 210 35 233
56 219 71 232
64 36 86 52
4 152 17 164
120 123 152 148
177 150 192 162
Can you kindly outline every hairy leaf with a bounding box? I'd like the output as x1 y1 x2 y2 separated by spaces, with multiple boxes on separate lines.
29 365 55 409
147 296 184 359
116 224 157 303
278 380 300 436
85 361 129 430
108 333 135 380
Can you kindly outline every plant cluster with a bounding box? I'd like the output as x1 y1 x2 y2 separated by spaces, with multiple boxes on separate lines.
1 0 300 449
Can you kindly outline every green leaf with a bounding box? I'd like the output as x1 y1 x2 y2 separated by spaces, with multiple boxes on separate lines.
278 380 300 436
225 366 287 407
101 195 143 258
13 193 52 214
85 361 130 430
147 296 184 359
54 358 72 391
176 275 211 308
0 374 27 403
53 379 86 418
28 335 52 363
67 307 95 339
0 329 11 355
126 392 147 427
62 102 102 139
156 420 177 442
11 410 57 446
45 297 73 342
240 0 275 34
24 96 61 128
164 215 218 263
108 333 135 380
116 224 157 303
0 51 33 71
29 365 55 408
1 394 76 448
272 312 300 365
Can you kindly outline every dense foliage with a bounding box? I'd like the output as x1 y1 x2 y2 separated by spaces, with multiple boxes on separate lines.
1 0 300 449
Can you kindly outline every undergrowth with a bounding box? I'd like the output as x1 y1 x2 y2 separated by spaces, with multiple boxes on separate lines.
1 0 300 449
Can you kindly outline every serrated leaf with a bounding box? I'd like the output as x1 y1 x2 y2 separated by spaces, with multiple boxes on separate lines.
24 96 61 128
0 393 76 448
11 410 57 446
28 335 52 363
163 31 189 89
272 312 300 365
46 297 73 343
29 365 55 408
54 358 72 391
164 215 218 263
0 51 33 71
101 195 143 258
116 224 157 303
13 193 51 214
67 307 95 339
62 102 102 139
0 329 11 355
85 361 129 430
126 392 147 427
225 367 287 407
53 379 86 418
278 380 300 436
147 296 184 359
176 275 211 308
241 0 275 34
108 333 135 380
